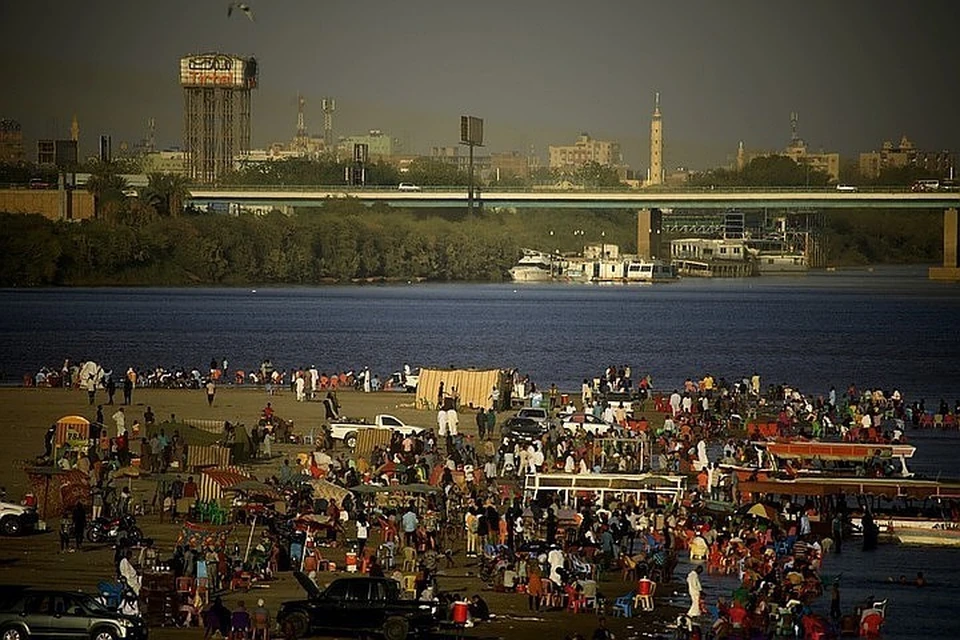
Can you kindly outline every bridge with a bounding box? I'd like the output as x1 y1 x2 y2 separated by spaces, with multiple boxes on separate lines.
186 186 960 280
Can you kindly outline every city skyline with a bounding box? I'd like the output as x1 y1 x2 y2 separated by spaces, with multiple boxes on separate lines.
1 0 958 170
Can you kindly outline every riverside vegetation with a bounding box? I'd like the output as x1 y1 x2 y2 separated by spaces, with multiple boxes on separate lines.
0 157 944 286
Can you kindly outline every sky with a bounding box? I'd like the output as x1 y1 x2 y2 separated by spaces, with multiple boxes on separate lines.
1 0 958 171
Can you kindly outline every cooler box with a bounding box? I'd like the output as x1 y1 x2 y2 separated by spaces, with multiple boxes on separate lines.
452 601 469 624
346 552 357 572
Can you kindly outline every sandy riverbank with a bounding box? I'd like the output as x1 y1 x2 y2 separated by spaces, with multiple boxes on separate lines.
0 385 682 640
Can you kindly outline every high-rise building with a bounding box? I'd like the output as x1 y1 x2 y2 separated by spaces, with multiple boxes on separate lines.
338 130 399 159
736 113 840 182
859 135 957 179
548 133 622 170
0 119 25 162
648 92 663 186
180 52 258 184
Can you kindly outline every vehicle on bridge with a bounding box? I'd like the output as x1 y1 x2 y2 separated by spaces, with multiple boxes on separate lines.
397 182 421 192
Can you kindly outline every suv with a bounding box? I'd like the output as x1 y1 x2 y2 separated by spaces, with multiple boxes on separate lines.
516 407 552 426
278 574 439 640
0 501 39 536
0 587 147 640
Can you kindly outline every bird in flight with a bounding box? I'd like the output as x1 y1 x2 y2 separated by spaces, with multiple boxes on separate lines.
227 2 255 21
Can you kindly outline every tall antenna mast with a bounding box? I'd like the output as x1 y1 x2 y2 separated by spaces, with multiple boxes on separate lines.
297 94 306 139
321 97 336 149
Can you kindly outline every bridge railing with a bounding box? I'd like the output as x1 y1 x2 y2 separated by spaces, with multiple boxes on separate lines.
190 184 919 194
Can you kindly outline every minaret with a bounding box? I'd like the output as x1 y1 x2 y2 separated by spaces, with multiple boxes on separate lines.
649 92 663 186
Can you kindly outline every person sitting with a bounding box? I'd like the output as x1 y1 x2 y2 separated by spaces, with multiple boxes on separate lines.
230 601 251 640
468 594 490 621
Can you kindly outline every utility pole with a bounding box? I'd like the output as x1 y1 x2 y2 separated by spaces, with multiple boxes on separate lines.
460 115 483 213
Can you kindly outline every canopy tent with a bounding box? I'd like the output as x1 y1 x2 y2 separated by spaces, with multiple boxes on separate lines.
78 361 105 390
24 467 88 519
309 479 351 506
147 421 254 467
415 367 507 411
198 466 252 503
54 416 91 449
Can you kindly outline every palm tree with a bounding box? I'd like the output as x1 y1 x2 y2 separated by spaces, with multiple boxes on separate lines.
142 173 191 216
85 166 129 219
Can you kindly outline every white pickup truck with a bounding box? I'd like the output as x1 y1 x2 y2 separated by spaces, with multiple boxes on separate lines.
329 414 427 449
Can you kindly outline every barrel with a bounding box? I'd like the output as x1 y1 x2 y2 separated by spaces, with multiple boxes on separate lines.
560 394 569 405
452 601 469 624
345 551 358 573
638 578 652 596
302 555 317 573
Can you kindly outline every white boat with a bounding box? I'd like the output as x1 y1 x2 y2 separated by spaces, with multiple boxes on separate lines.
625 259 678 283
509 250 554 282
756 251 809 274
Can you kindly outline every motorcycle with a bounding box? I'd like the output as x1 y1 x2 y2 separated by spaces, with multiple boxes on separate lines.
86 514 143 545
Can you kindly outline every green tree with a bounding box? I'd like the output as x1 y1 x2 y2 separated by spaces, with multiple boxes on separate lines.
142 173 191 217
85 166 129 220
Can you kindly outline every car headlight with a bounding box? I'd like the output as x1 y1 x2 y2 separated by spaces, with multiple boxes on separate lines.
118 619 135 628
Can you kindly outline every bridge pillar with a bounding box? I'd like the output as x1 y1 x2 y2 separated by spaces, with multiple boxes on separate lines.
637 208 663 259
929 208 960 281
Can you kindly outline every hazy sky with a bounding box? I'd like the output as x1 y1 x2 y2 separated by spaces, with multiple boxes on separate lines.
1 0 957 170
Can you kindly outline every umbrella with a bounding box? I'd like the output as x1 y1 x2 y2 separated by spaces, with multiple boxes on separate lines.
741 503 779 522
223 480 282 501
113 465 141 491
309 479 351 505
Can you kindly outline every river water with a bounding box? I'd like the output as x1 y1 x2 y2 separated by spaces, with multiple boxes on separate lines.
1 265 959 637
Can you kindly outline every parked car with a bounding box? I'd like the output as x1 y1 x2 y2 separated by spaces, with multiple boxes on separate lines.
561 412 616 436
328 414 426 449
0 501 38 536
501 416 549 442
397 183 421 192
277 574 440 640
0 586 148 640
515 407 552 426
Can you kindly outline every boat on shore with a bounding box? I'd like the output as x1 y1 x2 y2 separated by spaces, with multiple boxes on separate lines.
509 249 555 282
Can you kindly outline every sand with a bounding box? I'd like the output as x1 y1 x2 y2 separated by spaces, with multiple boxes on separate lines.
0 386 680 639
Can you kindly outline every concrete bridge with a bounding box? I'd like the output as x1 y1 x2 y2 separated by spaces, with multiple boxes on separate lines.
186 186 960 280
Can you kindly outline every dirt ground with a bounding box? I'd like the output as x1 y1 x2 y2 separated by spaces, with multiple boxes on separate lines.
0 386 683 640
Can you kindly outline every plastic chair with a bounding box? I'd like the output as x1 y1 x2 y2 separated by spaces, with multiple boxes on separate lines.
612 592 634 617
401 574 417 598
401 546 417 572
564 585 585 613
635 579 656 611
251 611 270 640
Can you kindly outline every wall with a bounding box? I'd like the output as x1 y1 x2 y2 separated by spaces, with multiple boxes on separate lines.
0 189 95 221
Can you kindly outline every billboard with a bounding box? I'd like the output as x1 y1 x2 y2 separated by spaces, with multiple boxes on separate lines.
460 115 483 146
180 54 258 88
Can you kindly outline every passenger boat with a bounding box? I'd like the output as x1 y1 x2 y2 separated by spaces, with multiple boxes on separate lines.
624 259 678 283
509 250 554 282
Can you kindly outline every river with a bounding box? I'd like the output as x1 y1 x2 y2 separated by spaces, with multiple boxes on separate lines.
1 265 959 637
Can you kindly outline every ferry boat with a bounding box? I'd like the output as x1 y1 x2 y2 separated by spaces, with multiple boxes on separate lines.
508 250 554 282
624 259 678 283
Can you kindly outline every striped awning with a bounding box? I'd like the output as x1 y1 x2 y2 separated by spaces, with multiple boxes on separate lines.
355 429 392 461
198 466 250 503
186 444 232 471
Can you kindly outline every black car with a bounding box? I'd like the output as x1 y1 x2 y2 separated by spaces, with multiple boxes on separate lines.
500 416 549 442
277 573 439 640
0 587 147 640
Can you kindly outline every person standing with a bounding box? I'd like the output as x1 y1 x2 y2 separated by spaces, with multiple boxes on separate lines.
112 407 126 438
105 375 117 405
71 501 86 551
476 408 486 440
355 515 369 557
123 371 134 405
686 565 704 618
205 379 216 407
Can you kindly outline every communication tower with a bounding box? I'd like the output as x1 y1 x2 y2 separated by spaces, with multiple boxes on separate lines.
321 98 335 149
649 92 663 186
180 52 258 184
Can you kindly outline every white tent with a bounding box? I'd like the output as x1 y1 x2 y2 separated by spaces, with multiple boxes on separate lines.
78 361 104 390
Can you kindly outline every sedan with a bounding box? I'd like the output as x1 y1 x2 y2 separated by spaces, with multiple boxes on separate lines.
501 416 549 441
561 412 616 436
